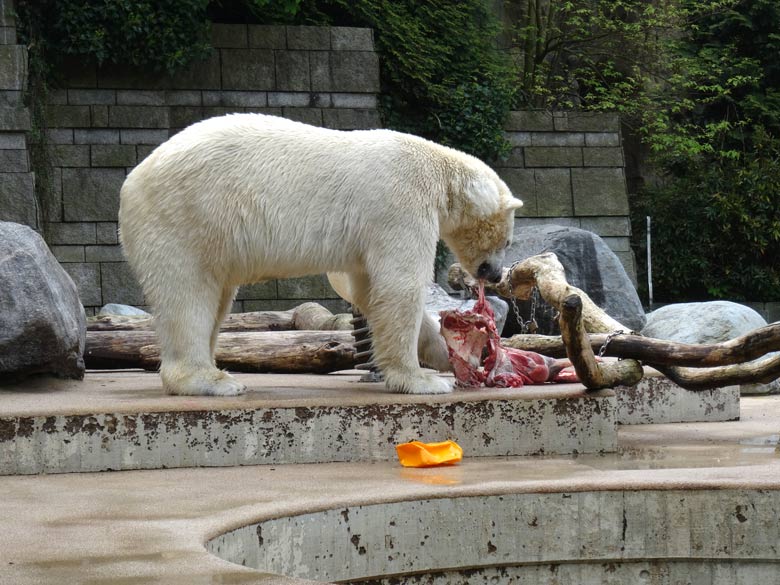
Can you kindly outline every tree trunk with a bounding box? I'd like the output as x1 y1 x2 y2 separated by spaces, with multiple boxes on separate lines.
85 330 356 374
87 310 296 333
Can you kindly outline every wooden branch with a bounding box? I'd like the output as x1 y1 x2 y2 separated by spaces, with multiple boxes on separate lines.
87 310 295 333
505 323 780 366
650 356 780 391
85 330 356 374
558 294 643 390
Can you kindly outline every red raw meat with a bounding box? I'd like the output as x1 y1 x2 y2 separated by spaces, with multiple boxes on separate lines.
440 285 577 387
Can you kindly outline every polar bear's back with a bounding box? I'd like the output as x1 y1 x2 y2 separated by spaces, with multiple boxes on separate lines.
119 114 449 280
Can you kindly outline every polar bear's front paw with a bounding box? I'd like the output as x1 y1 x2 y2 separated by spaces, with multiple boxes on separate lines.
386 371 453 395
162 366 246 396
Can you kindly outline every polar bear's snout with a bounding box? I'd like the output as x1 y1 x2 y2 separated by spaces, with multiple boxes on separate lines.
477 261 503 283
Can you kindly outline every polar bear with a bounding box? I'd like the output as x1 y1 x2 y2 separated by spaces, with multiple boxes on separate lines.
119 114 522 396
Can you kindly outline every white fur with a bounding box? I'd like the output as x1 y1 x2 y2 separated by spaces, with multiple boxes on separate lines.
119 114 521 396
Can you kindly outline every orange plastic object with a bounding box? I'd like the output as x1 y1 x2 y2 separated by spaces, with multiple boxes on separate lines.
395 440 463 468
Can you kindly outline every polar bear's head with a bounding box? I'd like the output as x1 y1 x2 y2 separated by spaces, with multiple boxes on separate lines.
442 169 523 283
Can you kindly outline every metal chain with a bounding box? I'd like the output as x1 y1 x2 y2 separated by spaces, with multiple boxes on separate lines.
597 329 626 358
508 261 538 334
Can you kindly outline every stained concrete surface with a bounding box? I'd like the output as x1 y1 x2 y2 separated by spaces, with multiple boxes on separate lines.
0 396 778 585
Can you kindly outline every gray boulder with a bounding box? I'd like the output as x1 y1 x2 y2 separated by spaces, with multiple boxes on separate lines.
642 301 778 395
0 222 86 380
426 284 509 333
503 225 646 336
98 303 150 317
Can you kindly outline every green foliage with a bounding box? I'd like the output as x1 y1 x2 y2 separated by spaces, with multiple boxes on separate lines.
632 128 780 302
16 0 212 73
315 0 515 161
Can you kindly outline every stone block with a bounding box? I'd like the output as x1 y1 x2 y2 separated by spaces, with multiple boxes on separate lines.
556 111 620 132
61 262 102 306
90 105 108 127
322 109 381 130
496 169 536 215
202 106 236 119
506 110 554 131
268 92 313 108
0 106 30 130
331 27 373 51
585 132 620 147
571 168 629 216
531 132 585 147
0 133 26 149
62 168 125 222
50 145 89 168
534 169 573 216
116 90 166 106
45 222 97 245
579 216 631 237
602 235 631 252
310 52 331 92
331 93 377 109
136 145 156 162
248 25 286 49
211 24 248 48
0 46 26 91
219 92 268 107
505 132 531 147
108 106 168 128
275 51 310 91
236 280 278 300
74 129 120 145
0 90 21 106
0 148 27 171
278 274 340 299
85 245 125 262
46 89 68 105
514 216 582 230
490 147 523 168
42 167 62 222
281 108 323 126
286 26 330 50
524 146 582 167
169 52 221 90
222 49 275 91
583 146 624 167
0 173 37 227
51 245 85 262
44 129 73 144
328 52 380 93
67 89 115 105
96 223 118 245
100 261 144 305
119 129 168 145
91 145 136 167
164 90 202 106
169 106 205 128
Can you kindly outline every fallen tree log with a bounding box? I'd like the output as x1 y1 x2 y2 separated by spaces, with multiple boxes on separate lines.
85 330 356 373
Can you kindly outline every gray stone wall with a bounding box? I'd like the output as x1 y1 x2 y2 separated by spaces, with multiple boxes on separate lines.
495 110 635 281
0 0 35 229
1 16 636 314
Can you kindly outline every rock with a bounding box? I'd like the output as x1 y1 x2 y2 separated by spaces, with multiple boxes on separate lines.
642 301 779 395
504 225 646 336
425 284 509 334
98 303 150 317
0 222 86 380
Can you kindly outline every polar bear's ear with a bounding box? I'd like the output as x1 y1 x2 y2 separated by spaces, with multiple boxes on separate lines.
464 177 501 216
505 196 524 210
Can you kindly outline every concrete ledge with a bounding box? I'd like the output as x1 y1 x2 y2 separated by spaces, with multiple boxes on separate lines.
0 372 616 475
210 490 780 584
617 370 740 425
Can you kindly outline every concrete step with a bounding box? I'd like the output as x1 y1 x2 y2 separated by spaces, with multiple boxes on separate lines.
0 371 617 475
